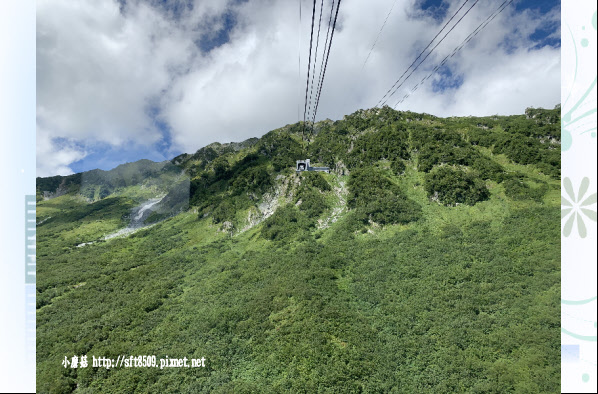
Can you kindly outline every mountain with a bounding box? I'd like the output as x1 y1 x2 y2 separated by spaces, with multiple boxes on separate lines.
36 105 561 392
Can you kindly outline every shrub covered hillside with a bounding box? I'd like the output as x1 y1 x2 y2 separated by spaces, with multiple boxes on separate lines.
36 105 560 393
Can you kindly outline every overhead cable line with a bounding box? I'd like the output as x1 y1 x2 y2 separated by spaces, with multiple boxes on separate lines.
311 0 336 125
302 0 318 138
306 0 325 128
311 0 342 128
379 0 480 107
394 0 514 108
376 0 477 107
297 0 302 123
362 0 399 70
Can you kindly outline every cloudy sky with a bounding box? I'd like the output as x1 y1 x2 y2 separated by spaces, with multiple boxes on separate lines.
36 0 560 176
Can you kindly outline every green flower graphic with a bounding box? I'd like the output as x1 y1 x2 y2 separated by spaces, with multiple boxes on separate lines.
562 177 597 238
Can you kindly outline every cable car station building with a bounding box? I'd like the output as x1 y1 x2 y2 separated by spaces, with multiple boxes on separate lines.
296 159 330 173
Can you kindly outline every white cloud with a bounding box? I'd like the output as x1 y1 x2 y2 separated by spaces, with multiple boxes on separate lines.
36 0 193 145
37 0 561 176
162 0 301 149
312 0 561 119
36 125 87 177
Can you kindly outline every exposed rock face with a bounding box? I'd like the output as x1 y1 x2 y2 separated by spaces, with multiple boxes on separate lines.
241 207 263 232
258 184 283 219
42 178 70 200
220 221 234 235
238 174 291 233
317 179 347 229
334 161 348 176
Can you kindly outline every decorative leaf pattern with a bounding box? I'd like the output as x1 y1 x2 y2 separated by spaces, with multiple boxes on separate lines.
561 177 597 238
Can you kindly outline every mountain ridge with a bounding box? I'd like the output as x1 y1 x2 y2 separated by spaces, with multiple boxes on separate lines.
37 105 560 200
36 105 561 392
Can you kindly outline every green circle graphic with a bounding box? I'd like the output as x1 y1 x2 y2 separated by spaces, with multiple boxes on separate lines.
562 128 572 151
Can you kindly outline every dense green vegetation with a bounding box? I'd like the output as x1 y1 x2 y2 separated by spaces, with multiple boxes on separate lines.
348 168 422 225
424 166 490 206
36 160 187 206
294 175 330 220
37 106 560 393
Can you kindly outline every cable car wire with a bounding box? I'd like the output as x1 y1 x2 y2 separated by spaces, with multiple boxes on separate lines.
362 0 399 70
393 0 514 108
311 0 336 125
298 0 302 123
302 0 318 137
379 0 480 107
311 0 342 128
376 0 476 107
306 0 325 129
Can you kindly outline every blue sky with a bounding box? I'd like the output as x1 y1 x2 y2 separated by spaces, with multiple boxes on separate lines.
420 0 560 19
36 0 561 176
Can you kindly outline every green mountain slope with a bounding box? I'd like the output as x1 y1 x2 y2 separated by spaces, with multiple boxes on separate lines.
36 106 560 393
